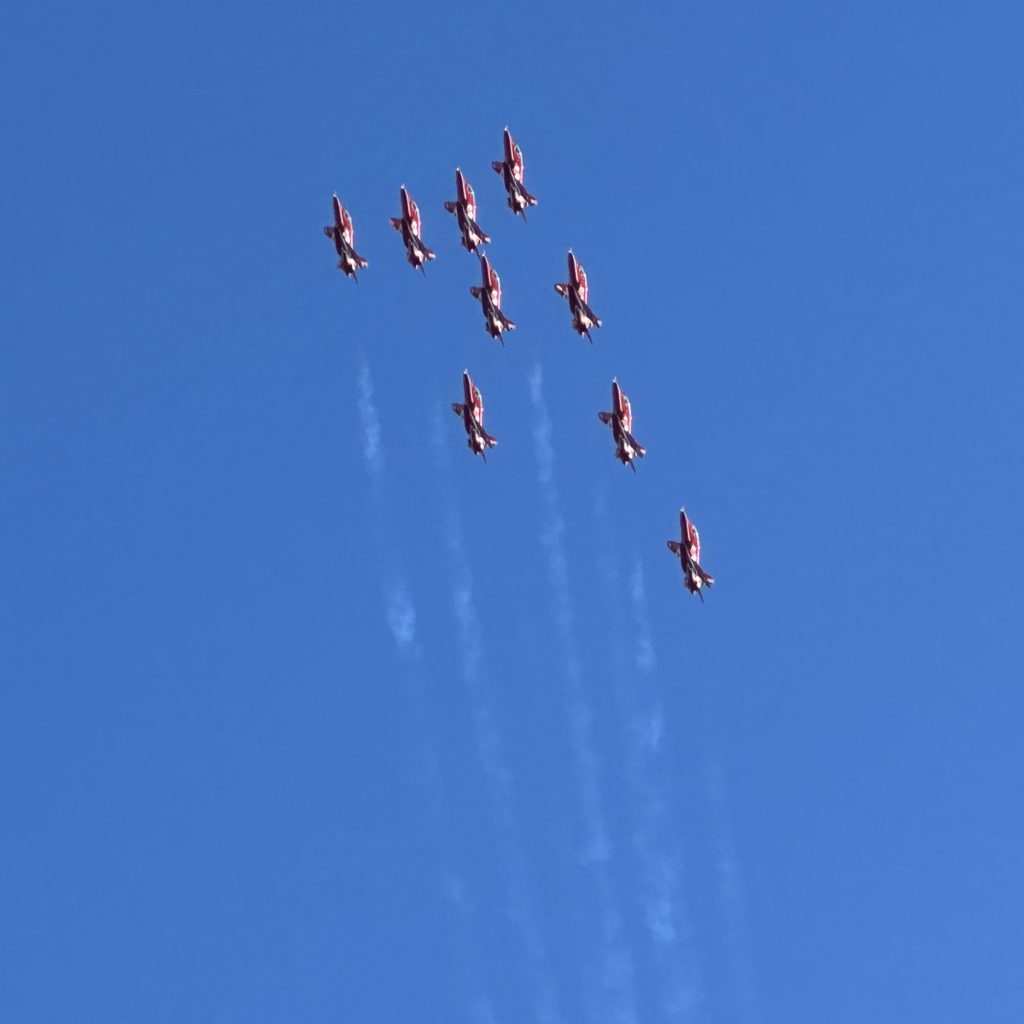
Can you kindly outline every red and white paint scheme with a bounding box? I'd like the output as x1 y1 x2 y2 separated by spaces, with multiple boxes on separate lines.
323 195 368 280
469 253 516 344
444 168 491 253
451 370 498 461
492 127 538 219
554 249 602 342
390 186 437 273
666 508 715 601
598 379 646 471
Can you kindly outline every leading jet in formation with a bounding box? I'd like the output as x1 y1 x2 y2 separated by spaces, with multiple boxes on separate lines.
469 253 516 344
452 370 498 461
323 195 368 280
554 250 602 342
667 508 715 601
390 186 436 273
598 379 646 471
444 169 491 254
492 127 538 219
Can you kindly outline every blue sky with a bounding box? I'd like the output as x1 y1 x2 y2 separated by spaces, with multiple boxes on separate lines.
2 1 1023 1021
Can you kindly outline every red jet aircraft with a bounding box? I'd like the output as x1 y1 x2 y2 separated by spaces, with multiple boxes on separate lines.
323 195 368 280
469 253 516 345
667 508 715 601
452 370 498 461
390 186 436 273
492 127 538 219
598 379 646 471
444 168 491 253
554 250 602 342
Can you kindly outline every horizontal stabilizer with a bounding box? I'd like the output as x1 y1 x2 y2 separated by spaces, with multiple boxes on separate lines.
467 217 491 245
624 430 645 457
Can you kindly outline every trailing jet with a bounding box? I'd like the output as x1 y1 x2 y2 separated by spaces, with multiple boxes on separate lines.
469 253 516 344
452 370 498 461
390 186 436 273
554 250 602 342
444 169 491 253
323 195 368 280
667 508 715 601
598 379 646 471
492 127 538 219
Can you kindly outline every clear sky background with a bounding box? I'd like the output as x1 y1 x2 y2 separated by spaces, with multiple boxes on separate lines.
2 2 1022 1022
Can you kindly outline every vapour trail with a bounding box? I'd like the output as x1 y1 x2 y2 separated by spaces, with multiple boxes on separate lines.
622 554 702 1021
355 360 496 1021
432 411 563 1024
355 358 417 654
529 364 639 1024
706 753 762 1024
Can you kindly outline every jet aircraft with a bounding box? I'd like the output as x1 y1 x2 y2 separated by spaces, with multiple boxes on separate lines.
469 253 516 344
492 127 538 219
554 250 602 341
390 186 436 272
598 379 646 471
323 195 368 280
667 508 715 601
452 370 498 460
444 169 491 253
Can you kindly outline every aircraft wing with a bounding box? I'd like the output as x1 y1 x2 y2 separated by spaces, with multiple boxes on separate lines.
620 391 633 433
576 261 589 305
512 143 525 183
487 263 502 308
341 204 355 247
465 179 477 222
687 522 701 563
471 384 485 426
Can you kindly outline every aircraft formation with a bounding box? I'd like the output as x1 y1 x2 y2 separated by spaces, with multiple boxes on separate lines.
324 128 715 601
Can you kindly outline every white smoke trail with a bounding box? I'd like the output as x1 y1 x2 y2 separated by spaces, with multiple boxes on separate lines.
706 754 761 1024
593 513 702 1020
433 413 562 1024
353 358 419 657
356 360 383 478
529 364 637 1024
